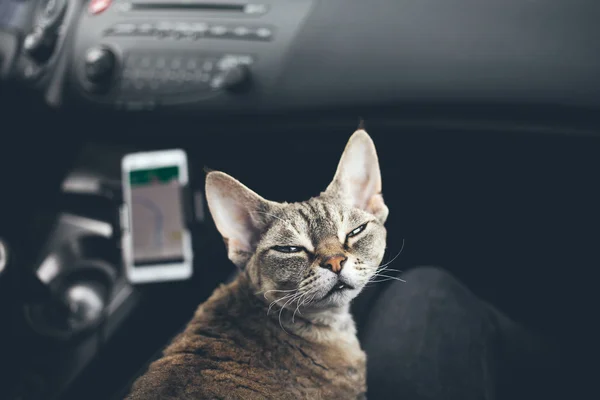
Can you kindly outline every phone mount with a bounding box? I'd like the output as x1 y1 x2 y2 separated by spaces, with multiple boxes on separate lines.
181 183 197 230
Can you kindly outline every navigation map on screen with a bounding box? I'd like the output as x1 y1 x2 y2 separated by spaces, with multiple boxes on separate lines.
129 166 185 266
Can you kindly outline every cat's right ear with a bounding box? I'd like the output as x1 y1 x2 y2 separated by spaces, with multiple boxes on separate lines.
325 130 389 223
205 171 277 268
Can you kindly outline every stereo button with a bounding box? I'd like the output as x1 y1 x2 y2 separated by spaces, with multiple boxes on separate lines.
217 56 238 71
139 69 155 80
175 70 186 83
174 23 192 38
190 23 208 38
218 55 253 71
244 4 268 15
137 23 154 36
112 23 136 35
157 69 169 82
139 57 152 69
184 71 195 83
190 70 209 84
155 57 167 69
170 58 182 70
186 59 198 70
155 22 172 37
254 27 273 40
202 60 214 72
233 26 251 38
208 25 228 37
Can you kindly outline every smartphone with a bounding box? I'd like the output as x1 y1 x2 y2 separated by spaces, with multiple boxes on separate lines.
121 149 193 284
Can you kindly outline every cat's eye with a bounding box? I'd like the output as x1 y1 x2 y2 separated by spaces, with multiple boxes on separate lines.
347 223 368 239
272 246 304 253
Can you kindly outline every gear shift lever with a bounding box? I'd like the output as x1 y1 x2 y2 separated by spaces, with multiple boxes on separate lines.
22 241 115 342
21 266 73 318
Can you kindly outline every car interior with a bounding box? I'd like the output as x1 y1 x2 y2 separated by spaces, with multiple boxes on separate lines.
1 0 599 399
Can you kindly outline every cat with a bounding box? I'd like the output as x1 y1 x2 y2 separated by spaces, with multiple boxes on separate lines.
126 129 389 400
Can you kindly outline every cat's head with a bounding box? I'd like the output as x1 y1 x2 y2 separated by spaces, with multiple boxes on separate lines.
205 130 388 311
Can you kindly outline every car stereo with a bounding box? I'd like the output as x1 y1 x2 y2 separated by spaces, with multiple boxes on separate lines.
68 0 314 111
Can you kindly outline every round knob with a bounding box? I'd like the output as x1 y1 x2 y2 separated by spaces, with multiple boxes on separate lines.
210 63 251 92
84 46 117 90
23 27 57 63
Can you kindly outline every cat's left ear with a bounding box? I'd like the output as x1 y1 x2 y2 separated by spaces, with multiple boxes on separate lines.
206 171 280 268
325 130 389 223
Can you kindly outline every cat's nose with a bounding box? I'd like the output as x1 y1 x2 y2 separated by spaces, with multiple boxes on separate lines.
320 255 347 274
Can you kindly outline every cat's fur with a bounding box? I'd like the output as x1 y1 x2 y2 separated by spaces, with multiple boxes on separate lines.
126 130 388 399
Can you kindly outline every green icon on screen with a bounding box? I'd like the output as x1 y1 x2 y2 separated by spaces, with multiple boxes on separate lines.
130 166 179 186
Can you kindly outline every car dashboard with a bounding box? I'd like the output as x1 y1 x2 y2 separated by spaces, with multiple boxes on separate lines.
1 0 599 117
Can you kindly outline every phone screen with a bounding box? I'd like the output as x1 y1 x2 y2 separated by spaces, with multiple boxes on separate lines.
128 166 185 266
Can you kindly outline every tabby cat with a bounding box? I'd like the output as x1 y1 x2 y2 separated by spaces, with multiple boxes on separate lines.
126 129 389 399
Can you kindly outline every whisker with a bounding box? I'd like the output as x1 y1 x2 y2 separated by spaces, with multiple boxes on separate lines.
267 291 297 315
292 294 306 323
292 290 311 322
259 288 298 294
292 285 320 323
278 292 304 333
376 268 402 274
369 275 407 283
260 288 297 300
370 272 404 278
306 291 319 307
379 239 406 269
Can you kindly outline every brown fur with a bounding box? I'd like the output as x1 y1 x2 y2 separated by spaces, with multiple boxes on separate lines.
126 273 366 400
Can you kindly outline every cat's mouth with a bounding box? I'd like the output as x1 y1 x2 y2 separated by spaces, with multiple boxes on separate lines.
325 281 356 297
